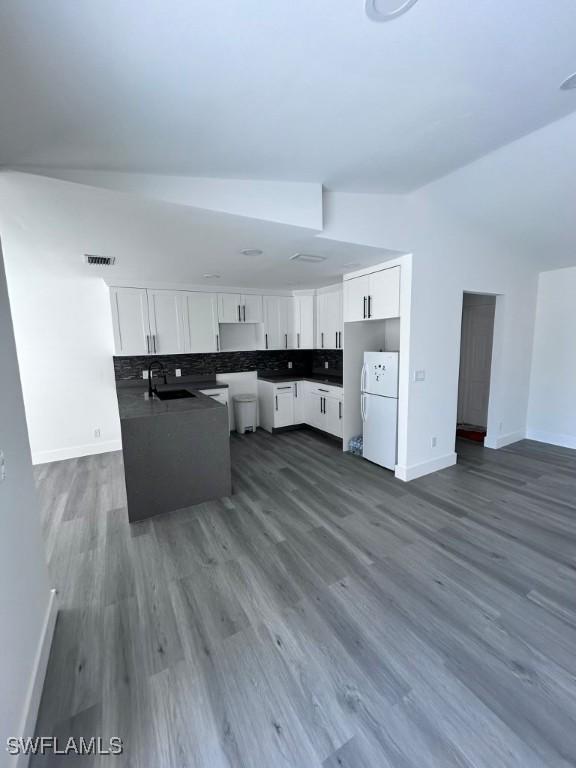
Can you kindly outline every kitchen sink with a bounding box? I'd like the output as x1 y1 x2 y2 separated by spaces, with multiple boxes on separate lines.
154 389 196 400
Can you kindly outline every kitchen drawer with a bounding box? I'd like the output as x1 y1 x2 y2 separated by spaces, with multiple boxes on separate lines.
307 382 342 399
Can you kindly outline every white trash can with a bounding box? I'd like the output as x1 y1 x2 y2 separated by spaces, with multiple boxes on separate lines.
233 394 257 434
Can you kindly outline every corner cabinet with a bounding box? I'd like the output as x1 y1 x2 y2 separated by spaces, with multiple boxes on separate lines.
258 379 343 438
344 265 400 322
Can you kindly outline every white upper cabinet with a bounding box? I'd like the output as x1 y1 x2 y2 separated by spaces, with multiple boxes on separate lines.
344 266 400 322
263 295 293 349
110 287 151 355
344 275 370 322
148 290 188 355
316 287 343 350
293 294 314 349
187 293 219 353
218 293 263 323
243 294 264 323
368 266 400 320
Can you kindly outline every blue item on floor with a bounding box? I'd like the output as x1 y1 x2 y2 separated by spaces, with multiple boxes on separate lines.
348 435 363 456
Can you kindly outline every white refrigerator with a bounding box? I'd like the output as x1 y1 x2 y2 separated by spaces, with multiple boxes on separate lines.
361 351 399 470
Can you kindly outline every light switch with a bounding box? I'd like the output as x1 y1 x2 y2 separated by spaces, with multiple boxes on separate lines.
414 370 426 382
175 369 182 377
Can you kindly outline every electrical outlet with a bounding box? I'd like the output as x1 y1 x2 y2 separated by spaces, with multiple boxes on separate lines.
288 361 293 369
414 370 426 382
94 428 101 439
142 370 149 379
431 436 437 448
325 361 329 369
0 450 6 482
175 369 182 377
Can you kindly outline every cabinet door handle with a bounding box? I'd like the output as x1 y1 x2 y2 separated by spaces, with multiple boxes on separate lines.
321 332 324 348
319 398 323 414
368 296 372 318
265 333 268 349
297 332 300 348
295 382 298 397
238 305 241 322
285 333 288 349
339 401 342 419
216 334 219 351
335 332 338 348
153 335 157 353
363 296 367 319
338 331 342 348
243 304 246 322
277 386 292 390
319 388 329 392
146 335 150 353
275 395 278 411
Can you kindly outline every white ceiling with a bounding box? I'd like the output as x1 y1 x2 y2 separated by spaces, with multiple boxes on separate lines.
0 172 400 289
2 0 576 192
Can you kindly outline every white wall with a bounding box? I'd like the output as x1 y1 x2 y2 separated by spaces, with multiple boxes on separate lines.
0 168 544 477
1 224 121 463
527 266 576 449
0 240 55 764
324 190 539 479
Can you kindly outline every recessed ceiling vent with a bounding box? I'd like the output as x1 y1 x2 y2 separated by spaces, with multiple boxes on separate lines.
84 254 116 266
290 253 327 264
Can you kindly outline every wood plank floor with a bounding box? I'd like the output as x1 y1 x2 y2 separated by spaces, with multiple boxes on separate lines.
32 429 576 767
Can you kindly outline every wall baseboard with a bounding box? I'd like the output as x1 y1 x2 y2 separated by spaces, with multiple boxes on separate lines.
395 452 457 482
32 439 122 465
484 430 525 449
525 429 576 451
17 589 58 766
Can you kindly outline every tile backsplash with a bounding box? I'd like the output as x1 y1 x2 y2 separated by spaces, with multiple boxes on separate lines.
114 349 343 381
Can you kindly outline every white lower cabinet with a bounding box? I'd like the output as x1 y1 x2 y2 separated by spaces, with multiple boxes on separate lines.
198 388 231 430
259 379 342 437
294 380 308 424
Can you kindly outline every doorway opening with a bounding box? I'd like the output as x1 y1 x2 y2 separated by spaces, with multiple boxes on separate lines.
456 292 496 446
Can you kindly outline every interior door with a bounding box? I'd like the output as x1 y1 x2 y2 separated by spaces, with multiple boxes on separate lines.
148 290 188 354
457 300 495 427
368 267 400 320
187 292 218 353
344 275 369 322
110 287 151 355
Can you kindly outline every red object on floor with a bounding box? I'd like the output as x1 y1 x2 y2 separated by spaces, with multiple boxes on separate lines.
456 426 486 443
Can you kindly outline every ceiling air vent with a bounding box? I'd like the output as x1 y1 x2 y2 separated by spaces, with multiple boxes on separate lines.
85 254 116 266
290 253 327 264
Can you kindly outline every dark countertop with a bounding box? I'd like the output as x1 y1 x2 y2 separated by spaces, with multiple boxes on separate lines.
257 373 343 388
116 383 225 420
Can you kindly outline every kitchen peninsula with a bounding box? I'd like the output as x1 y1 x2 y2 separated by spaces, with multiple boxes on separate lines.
117 377 231 522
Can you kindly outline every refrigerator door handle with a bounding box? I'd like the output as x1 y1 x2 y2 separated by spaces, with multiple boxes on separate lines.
361 363 368 394
361 394 366 422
